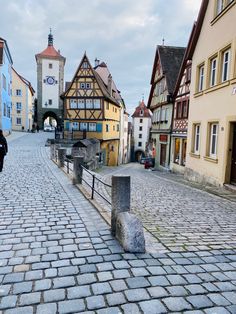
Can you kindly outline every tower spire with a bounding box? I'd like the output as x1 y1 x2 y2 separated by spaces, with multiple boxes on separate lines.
48 28 53 46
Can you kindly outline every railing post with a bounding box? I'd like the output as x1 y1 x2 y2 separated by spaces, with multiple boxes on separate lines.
58 148 66 168
73 156 84 185
91 175 95 199
111 175 130 236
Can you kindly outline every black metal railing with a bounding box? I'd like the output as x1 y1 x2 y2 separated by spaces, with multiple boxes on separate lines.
80 165 112 205
64 157 73 174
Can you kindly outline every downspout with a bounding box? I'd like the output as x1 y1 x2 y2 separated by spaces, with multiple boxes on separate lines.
168 93 174 169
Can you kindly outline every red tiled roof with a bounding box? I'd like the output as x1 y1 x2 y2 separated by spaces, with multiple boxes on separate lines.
132 100 152 118
36 45 63 59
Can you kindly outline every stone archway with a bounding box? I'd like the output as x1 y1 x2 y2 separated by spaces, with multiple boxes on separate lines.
42 111 58 128
134 150 145 162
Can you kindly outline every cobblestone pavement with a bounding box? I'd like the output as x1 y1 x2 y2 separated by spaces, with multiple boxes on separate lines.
1 133 236 313
95 163 236 253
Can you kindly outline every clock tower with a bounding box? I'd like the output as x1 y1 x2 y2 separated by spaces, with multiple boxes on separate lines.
35 30 66 129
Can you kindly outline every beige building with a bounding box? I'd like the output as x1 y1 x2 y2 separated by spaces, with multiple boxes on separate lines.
185 0 236 186
12 68 35 131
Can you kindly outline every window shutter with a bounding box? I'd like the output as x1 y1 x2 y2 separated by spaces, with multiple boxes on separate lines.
96 123 102 133
65 121 70 130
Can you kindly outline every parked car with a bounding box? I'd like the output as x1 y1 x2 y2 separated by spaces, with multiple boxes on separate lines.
139 157 147 164
44 125 54 132
144 157 155 169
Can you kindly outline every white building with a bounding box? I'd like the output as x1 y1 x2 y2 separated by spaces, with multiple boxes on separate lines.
35 30 65 128
132 100 152 161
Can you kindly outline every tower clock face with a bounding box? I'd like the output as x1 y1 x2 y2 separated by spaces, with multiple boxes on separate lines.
46 76 55 85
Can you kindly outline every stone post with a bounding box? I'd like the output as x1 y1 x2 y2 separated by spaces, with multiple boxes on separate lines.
111 175 130 236
58 148 66 168
50 144 55 160
73 156 84 185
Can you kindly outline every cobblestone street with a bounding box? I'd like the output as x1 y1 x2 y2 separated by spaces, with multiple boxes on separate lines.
0 133 236 313
97 164 236 253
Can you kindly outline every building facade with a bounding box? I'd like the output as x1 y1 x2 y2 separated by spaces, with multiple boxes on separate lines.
12 68 35 132
0 37 13 134
170 26 196 174
132 100 152 161
185 0 236 186
61 54 122 166
35 31 66 129
147 46 185 170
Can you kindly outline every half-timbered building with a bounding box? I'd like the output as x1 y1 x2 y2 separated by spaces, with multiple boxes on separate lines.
171 25 196 173
61 54 121 166
147 45 185 170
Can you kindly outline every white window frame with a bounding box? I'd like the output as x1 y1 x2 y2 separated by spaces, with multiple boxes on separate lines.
210 58 217 87
164 108 168 121
86 99 93 109
70 99 77 109
16 117 22 125
80 123 87 131
198 65 204 92
222 49 230 82
16 89 22 96
78 99 85 109
16 102 22 111
209 123 219 158
72 122 79 130
88 123 96 132
194 124 200 154
93 99 101 109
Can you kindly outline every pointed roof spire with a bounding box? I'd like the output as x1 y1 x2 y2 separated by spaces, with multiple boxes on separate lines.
162 38 165 46
48 28 53 46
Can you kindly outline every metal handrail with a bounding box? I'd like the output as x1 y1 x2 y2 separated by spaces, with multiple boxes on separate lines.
81 165 112 205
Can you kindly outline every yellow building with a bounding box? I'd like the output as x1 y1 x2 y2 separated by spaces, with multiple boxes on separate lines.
185 0 236 186
12 68 35 131
61 54 122 166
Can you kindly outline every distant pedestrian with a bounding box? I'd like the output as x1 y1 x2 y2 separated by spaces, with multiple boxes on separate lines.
0 129 8 172
36 125 39 133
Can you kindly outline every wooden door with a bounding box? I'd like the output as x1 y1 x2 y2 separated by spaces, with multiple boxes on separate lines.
160 144 166 167
231 123 236 183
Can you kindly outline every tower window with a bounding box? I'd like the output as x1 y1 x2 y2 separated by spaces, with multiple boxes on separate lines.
49 63 53 69
48 99 52 105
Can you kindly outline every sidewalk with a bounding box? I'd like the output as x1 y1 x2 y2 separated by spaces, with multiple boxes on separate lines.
0 133 236 313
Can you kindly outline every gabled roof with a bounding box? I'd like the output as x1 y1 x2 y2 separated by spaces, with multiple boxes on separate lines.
148 45 185 108
12 67 35 95
132 100 152 118
0 37 13 65
95 62 122 102
158 46 186 94
187 0 209 59
61 53 121 106
173 23 196 98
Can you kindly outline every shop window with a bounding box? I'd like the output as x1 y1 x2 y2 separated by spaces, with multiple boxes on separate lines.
174 138 180 164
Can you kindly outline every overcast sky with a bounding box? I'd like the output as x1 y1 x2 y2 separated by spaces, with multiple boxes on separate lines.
0 0 201 114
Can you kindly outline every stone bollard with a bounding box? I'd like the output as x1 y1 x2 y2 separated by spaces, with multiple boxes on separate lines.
111 175 130 236
57 148 66 168
73 156 84 185
111 175 145 253
50 144 55 160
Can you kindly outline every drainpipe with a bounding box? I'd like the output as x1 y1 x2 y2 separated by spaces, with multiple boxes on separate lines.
168 94 174 169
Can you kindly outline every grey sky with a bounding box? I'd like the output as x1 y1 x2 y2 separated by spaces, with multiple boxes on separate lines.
0 0 201 114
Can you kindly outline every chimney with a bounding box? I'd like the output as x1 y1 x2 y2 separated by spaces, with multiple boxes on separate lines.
108 74 112 96
95 58 100 67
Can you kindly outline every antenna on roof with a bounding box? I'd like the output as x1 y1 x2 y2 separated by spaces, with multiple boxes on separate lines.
142 93 144 101
162 38 165 46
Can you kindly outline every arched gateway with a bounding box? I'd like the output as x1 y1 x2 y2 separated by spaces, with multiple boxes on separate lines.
35 30 66 129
